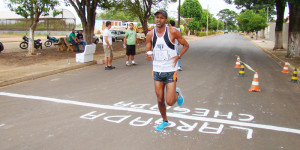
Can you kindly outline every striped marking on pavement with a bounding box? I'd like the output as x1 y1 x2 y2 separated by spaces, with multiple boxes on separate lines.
0 92 300 135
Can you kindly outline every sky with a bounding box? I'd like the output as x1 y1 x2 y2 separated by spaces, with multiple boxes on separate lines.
0 0 289 25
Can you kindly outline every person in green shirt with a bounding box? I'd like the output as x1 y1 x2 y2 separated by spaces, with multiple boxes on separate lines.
69 29 80 52
123 23 139 66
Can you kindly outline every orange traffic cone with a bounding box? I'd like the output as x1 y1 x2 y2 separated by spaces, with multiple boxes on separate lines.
235 56 241 68
281 61 289 73
249 71 261 92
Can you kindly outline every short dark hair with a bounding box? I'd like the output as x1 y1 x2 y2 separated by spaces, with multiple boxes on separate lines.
170 20 175 26
130 23 134 26
106 21 111 27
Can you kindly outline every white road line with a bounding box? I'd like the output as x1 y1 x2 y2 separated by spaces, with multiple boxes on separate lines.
1 92 300 135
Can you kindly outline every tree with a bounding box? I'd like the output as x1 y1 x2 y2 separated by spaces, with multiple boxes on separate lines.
118 0 176 35
180 0 203 31
273 0 286 50
65 0 111 44
98 9 136 21
286 0 300 57
8 0 59 55
236 9 268 38
180 0 202 19
217 9 238 31
224 0 276 21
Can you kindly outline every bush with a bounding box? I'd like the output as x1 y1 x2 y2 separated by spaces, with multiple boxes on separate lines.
195 31 216 37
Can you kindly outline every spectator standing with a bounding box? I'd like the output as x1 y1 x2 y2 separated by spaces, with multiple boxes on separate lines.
76 30 87 50
123 23 139 66
103 21 115 70
69 29 80 52
170 20 182 71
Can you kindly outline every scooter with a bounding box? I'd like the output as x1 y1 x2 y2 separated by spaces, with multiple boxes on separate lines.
19 36 42 49
44 34 59 47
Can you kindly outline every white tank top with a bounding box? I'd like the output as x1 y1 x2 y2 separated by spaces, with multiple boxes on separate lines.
152 27 178 72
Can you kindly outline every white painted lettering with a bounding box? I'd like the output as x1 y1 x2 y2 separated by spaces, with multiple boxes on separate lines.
192 108 210 117
149 104 171 111
199 122 224 134
230 126 253 139
177 120 198 132
129 117 153 127
238 114 255 122
214 111 233 119
80 111 106 120
113 101 133 107
130 104 151 109
103 115 131 123
173 106 191 114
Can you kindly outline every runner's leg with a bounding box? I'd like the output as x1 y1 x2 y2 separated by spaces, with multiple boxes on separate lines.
165 82 179 106
154 81 168 122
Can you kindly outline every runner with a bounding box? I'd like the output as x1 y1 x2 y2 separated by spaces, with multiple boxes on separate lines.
145 10 189 131
123 23 139 66
169 20 183 71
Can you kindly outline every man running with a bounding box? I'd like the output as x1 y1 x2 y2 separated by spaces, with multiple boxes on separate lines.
123 23 139 66
145 10 189 131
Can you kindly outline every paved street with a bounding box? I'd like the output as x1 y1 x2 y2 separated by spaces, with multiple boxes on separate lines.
0 33 299 150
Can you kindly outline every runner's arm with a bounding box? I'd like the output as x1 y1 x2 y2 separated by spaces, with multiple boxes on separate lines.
145 31 153 61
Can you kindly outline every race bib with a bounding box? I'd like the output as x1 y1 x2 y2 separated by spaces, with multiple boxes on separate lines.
154 50 169 61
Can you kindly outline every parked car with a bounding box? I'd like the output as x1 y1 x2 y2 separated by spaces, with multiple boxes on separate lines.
74 29 99 44
224 30 228 34
100 29 126 42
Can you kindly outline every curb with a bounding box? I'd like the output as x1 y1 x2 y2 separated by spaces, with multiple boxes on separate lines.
249 37 300 81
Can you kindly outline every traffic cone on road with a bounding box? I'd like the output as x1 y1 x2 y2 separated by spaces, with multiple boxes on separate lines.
238 63 245 77
281 61 290 73
235 56 241 68
291 68 298 83
249 71 261 92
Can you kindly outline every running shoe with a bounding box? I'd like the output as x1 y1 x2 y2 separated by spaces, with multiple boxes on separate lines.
176 88 184 106
155 121 169 131
108 65 116 69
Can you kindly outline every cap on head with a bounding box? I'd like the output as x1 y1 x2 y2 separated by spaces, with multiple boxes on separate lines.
154 9 168 19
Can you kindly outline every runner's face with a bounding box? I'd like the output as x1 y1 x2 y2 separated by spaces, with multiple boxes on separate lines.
155 13 167 28
130 24 134 30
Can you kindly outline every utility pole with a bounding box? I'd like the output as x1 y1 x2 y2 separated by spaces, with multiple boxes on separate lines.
266 7 269 22
217 19 219 32
206 4 209 36
178 0 180 28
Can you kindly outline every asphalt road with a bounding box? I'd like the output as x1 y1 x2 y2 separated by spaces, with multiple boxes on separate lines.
1 33 300 150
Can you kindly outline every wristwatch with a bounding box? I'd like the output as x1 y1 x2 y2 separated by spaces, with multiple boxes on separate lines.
178 54 182 59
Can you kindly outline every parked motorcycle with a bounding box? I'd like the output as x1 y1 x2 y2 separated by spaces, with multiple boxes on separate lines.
44 34 59 47
19 36 42 49
0 41 4 53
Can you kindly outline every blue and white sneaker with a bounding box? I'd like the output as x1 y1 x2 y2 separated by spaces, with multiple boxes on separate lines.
176 88 184 106
155 121 169 131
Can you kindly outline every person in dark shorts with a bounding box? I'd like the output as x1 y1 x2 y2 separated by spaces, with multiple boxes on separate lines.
145 10 189 131
123 23 139 66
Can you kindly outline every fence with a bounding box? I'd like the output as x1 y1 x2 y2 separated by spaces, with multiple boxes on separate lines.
0 18 76 31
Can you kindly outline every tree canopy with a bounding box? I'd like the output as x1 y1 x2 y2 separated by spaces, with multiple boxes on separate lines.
180 0 202 20
236 9 267 32
217 9 238 30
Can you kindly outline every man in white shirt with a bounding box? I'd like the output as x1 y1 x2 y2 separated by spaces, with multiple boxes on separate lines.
103 21 115 70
